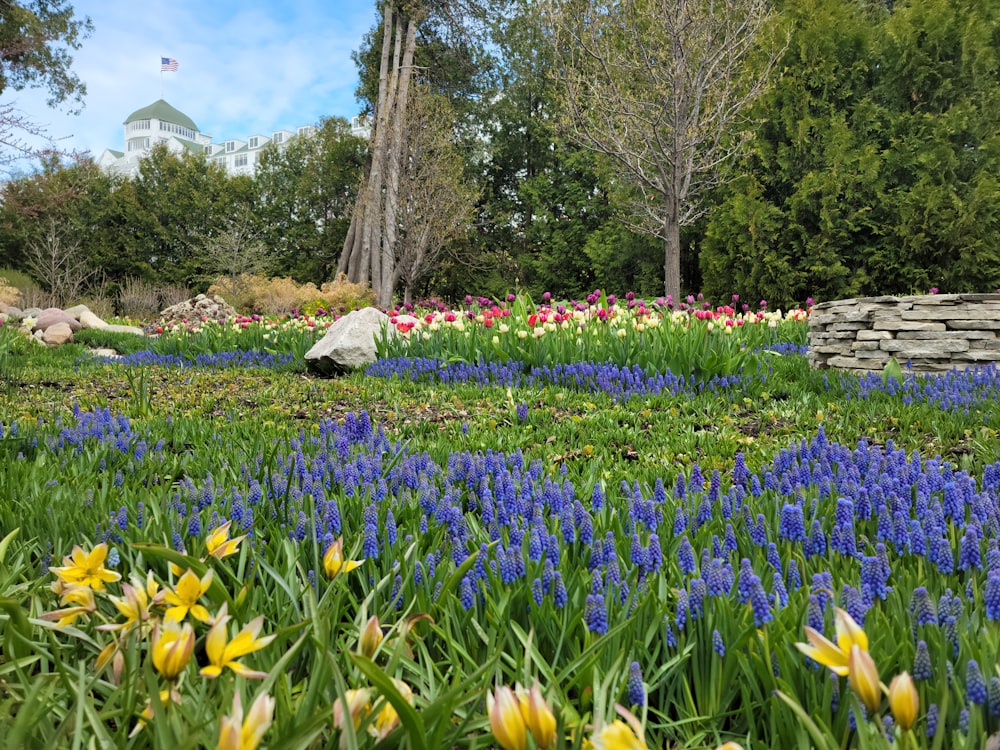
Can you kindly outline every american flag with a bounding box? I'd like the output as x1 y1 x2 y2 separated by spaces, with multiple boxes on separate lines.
161 57 179 72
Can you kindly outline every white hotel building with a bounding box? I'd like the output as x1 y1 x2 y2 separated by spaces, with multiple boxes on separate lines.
97 99 370 178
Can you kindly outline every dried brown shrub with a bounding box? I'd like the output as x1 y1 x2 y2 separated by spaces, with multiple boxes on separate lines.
157 283 193 309
0 279 21 307
205 274 375 315
75 293 116 319
317 273 376 312
19 283 56 310
118 277 161 321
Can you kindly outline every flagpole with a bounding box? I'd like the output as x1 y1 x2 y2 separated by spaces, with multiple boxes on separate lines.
160 56 164 99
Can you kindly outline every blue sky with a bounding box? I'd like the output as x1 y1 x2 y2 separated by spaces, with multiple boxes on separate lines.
9 0 378 162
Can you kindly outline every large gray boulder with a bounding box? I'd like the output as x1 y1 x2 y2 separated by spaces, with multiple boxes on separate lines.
305 307 398 375
64 304 91 320
79 310 109 330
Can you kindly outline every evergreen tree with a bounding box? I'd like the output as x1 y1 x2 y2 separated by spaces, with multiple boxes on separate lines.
701 0 886 308
255 117 366 283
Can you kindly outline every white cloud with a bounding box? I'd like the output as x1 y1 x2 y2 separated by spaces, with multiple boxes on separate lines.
5 0 375 163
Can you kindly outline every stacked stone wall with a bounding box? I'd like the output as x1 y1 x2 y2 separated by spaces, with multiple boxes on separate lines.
808 294 1000 372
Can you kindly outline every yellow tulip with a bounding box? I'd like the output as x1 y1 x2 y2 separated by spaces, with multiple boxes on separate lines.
848 644 882 713
794 607 869 676
39 584 96 627
888 672 919 732
594 720 646 750
518 681 556 749
332 688 372 735
49 542 121 591
130 687 181 738
323 537 364 579
164 568 214 623
488 684 527 750
99 576 152 633
358 615 383 658
151 620 195 680
370 679 414 739
206 521 246 560
716 743 745 750
200 602 275 679
217 692 275 750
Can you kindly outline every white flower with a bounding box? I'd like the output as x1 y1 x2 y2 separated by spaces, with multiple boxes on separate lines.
21 316 36 330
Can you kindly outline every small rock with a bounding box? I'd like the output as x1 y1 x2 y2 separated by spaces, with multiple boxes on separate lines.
89 348 121 359
42 322 74 345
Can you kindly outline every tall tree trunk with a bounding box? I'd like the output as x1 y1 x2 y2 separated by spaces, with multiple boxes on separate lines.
339 2 420 309
340 3 396 293
338 208 358 277
664 202 681 303
379 16 418 308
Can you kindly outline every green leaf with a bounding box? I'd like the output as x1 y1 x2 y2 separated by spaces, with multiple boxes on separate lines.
773 690 839 750
350 653 428 750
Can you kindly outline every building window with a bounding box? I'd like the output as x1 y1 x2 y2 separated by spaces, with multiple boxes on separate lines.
272 132 284 145
248 136 259 149
226 141 236 153
297 125 315 137
234 154 248 168
157 121 196 140
127 137 150 152
127 119 151 133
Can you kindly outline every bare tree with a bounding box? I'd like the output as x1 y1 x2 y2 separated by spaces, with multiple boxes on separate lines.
338 1 422 307
0 0 93 170
200 206 272 308
0 103 61 169
338 0 501 307
23 217 97 306
393 86 478 304
540 0 777 301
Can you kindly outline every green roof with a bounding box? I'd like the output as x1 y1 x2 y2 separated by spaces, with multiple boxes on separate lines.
124 99 198 132
175 136 205 153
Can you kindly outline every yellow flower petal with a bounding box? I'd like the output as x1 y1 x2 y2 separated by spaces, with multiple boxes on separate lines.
848 645 881 712
835 607 868 654
888 672 919 732
488 685 527 750
594 720 646 750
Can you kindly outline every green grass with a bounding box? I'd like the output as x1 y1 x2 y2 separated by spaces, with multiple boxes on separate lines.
2 327 1000 749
